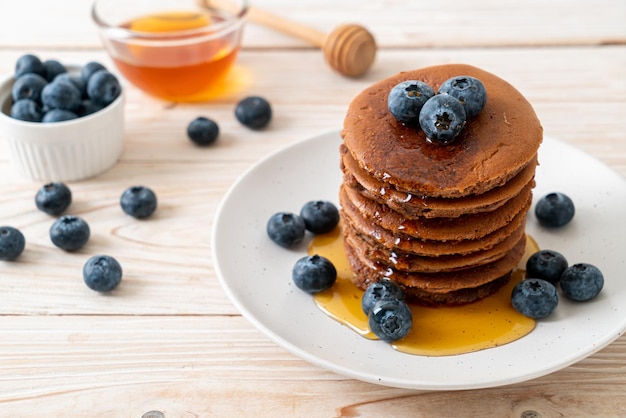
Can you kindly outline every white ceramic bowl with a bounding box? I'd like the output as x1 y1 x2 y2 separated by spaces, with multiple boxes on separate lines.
0 67 125 182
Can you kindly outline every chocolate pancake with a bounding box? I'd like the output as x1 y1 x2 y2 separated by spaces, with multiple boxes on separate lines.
341 64 543 198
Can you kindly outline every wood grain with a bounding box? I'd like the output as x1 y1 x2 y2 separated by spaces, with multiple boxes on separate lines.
0 0 625 416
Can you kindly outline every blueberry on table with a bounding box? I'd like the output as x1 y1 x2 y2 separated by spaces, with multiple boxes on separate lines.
418 94 467 144
300 200 340 234
87 70 121 107
15 54 45 79
526 249 568 285
361 280 405 315
42 109 79 123
49 215 90 251
12 73 47 102
35 182 72 215
438 76 487 118
187 116 220 146
120 186 158 219
43 59 67 82
266 212 306 248
41 79 82 111
0 226 26 261
83 255 123 292
10 98 42 122
511 278 559 319
535 192 575 227
368 298 413 342
81 61 107 84
235 96 272 130
387 80 435 125
292 254 337 294
560 263 604 302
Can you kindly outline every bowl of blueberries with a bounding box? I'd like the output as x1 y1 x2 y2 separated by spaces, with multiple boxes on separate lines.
0 54 125 182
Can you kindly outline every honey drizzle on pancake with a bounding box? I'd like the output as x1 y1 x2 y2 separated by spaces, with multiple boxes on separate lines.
309 226 538 356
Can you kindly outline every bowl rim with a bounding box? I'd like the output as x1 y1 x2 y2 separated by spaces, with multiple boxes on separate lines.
91 0 249 41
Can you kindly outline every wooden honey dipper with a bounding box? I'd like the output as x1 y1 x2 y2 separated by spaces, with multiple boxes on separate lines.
201 0 377 77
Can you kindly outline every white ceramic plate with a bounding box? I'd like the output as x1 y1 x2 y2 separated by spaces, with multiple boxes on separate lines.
211 131 626 390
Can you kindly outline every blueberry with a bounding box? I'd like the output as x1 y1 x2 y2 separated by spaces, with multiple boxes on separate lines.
15 54 45 79
12 73 47 102
120 186 158 219
10 98 42 122
234 96 272 130
361 280 405 315
187 116 220 146
511 278 559 319
83 255 123 292
438 76 487 118
526 249 568 285
535 192 575 227
81 61 107 84
54 73 86 98
76 100 103 117
418 94 467 144
41 79 82 111
35 182 72 215
300 200 340 234
49 215 90 251
0 226 26 261
368 298 413 342
42 109 79 123
86 70 121 107
387 80 435 125
43 59 67 82
560 263 604 302
292 254 337 294
266 212 306 248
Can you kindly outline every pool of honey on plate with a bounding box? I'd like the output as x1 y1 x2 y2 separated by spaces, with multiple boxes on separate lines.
112 11 242 101
308 226 538 356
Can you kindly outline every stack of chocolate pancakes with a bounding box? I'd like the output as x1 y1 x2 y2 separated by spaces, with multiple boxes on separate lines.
339 64 543 306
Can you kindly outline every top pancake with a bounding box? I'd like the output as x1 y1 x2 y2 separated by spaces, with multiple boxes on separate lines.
341 64 543 198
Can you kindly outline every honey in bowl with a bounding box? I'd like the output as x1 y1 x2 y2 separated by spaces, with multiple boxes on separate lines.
309 226 538 356
104 9 244 102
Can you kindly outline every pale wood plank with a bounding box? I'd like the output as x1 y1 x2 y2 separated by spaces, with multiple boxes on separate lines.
0 0 624 49
0 316 623 416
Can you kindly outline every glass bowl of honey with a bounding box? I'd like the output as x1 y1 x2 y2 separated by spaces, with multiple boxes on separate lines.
92 0 248 102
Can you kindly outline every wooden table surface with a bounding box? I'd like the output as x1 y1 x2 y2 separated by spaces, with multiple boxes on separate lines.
0 0 625 416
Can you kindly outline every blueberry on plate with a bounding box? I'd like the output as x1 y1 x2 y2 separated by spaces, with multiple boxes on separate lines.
266 212 306 248
526 249 568 285
49 215 90 251
120 186 158 219
12 73 47 102
361 280 405 315
0 226 26 261
438 76 487 118
43 59 67 82
387 80 434 126
35 182 72 215
10 98 42 122
41 78 82 111
292 254 337 294
418 94 467 144
300 200 340 234
560 263 604 302
234 96 272 130
187 116 220 146
15 54 45 79
81 61 107 84
511 278 559 319
535 192 575 227
42 109 79 123
83 255 123 292
368 298 413 342
87 70 121 107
